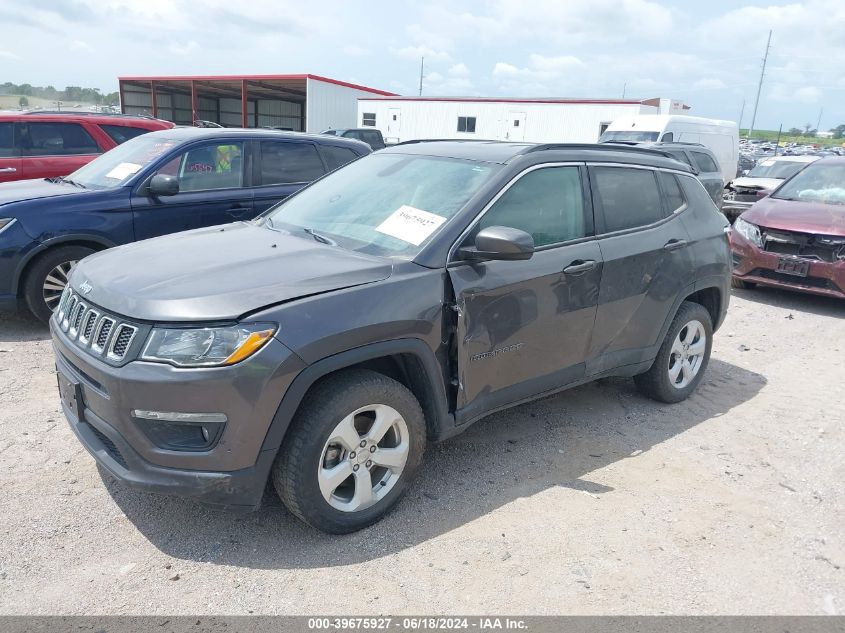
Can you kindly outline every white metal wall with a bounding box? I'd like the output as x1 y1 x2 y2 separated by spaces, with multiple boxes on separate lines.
306 78 385 133
356 100 659 144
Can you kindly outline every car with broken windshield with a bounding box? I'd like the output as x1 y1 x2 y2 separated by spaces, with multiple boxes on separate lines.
723 155 819 222
52 141 730 533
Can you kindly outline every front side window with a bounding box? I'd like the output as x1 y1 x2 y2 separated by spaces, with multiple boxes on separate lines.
100 124 152 145
0 123 15 157
691 151 719 173
20 122 99 156
592 166 664 232
599 130 660 143
661 132 674 143
362 113 376 127
457 116 477 133
477 166 586 247
156 141 244 192
264 153 500 258
260 141 325 185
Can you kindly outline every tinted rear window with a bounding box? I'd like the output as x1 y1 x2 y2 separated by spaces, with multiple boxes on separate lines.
259 141 325 185
20 122 100 156
658 171 686 213
100 124 152 145
321 145 360 171
592 166 665 232
691 151 719 173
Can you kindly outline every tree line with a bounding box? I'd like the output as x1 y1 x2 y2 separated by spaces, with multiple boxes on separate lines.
1 82 119 106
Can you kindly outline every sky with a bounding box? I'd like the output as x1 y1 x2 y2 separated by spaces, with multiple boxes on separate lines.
1 0 844 131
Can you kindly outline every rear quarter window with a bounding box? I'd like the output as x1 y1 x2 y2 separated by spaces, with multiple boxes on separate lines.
320 145 360 171
691 151 719 173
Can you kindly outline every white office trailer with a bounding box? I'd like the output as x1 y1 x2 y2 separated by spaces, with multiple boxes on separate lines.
356 96 690 144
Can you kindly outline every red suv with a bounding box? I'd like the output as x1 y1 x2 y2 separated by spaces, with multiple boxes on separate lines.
0 112 174 183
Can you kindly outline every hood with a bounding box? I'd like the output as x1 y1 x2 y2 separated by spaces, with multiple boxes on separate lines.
729 176 782 191
743 196 845 237
0 178 87 207
71 222 393 322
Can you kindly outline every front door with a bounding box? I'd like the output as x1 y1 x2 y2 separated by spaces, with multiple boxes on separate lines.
504 112 526 141
0 122 20 183
448 164 602 423
387 108 401 139
586 166 694 374
130 140 254 241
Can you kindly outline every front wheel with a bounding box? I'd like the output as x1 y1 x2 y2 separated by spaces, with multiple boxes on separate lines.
273 369 426 533
634 301 713 404
23 245 95 323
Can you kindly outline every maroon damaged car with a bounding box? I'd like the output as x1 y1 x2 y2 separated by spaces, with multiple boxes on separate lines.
730 157 845 299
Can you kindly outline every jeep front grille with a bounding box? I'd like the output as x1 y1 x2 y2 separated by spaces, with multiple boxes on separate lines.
56 287 140 362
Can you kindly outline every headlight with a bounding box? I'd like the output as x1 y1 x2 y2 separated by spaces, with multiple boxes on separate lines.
141 323 276 367
734 217 763 248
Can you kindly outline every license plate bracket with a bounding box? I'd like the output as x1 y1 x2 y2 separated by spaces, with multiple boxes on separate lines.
776 257 809 277
57 370 85 422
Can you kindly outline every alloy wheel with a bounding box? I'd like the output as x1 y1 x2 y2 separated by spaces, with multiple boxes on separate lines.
668 319 706 389
317 403 410 512
42 260 78 312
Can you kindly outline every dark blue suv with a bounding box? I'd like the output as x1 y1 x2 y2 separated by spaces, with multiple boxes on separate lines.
0 127 370 321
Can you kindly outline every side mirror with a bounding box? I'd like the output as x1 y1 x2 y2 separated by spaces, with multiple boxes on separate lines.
148 174 179 197
459 226 534 261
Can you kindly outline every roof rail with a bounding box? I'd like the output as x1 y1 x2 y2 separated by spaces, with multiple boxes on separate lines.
524 143 674 158
394 138 506 146
23 110 157 120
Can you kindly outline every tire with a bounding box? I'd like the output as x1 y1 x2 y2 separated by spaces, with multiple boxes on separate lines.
273 369 426 534
731 277 756 290
634 301 713 404
23 245 95 323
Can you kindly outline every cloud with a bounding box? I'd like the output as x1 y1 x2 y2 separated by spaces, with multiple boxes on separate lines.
448 63 470 77
390 44 451 63
343 44 370 57
167 40 198 56
0 50 20 60
69 40 93 52
692 78 727 91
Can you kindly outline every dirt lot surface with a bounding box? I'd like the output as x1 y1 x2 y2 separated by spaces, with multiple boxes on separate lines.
0 287 842 615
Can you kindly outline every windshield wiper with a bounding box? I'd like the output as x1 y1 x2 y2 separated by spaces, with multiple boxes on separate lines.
303 227 336 246
55 176 87 189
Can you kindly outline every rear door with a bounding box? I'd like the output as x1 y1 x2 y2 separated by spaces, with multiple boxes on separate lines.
130 139 254 240
448 164 603 421
18 121 103 179
0 122 21 183
252 139 327 214
586 165 694 374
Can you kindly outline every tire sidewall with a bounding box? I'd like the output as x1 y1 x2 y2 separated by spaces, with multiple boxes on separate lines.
23 246 94 323
659 303 713 401
276 371 426 533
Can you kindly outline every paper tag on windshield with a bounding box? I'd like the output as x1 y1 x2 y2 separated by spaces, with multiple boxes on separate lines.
375 206 447 245
105 162 142 180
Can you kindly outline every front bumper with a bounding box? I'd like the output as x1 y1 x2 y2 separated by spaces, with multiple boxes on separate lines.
730 232 845 299
721 198 754 221
52 318 306 509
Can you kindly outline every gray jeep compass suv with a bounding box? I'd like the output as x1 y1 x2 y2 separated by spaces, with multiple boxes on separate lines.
51 141 731 533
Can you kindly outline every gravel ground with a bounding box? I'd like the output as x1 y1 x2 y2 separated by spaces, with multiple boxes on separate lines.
0 286 842 615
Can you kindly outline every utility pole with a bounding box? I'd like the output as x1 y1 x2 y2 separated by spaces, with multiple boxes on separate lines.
748 29 772 140
815 106 823 133
774 124 782 156
622 82 627 99
738 99 746 131
419 57 424 96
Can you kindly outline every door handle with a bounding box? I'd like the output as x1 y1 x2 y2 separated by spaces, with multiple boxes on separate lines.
563 259 596 275
664 239 688 251
0 167 17 173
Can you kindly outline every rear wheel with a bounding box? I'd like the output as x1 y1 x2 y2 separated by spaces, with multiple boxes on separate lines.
634 301 713 404
273 369 426 533
23 245 95 323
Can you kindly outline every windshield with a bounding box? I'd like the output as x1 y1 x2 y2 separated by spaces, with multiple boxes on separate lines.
263 153 499 257
599 130 660 143
67 134 180 189
747 160 809 180
773 162 845 205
